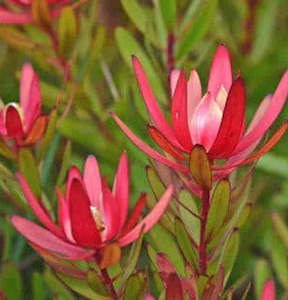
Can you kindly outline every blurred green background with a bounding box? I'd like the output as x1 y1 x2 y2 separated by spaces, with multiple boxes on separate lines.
0 0 288 298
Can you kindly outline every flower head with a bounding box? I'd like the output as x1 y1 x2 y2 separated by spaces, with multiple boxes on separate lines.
112 45 288 179
11 153 173 265
0 63 46 147
0 0 70 24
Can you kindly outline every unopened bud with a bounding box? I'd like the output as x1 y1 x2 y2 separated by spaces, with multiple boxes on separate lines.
99 243 121 269
189 145 212 190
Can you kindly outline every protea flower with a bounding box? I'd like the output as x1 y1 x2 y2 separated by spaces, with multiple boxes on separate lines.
112 45 288 179
0 63 46 148
11 153 173 266
0 0 70 24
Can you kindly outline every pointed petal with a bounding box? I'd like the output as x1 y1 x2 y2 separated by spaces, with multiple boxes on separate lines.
0 110 6 135
190 93 222 151
148 125 186 160
261 280 275 300
246 95 272 134
17 173 65 239
20 64 41 132
234 121 288 167
119 186 173 246
209 77 246 158
207 45 232 98
112 152 129 230
121 193 146 237
234 70 288 154
170 70 181 96
65 166 82 200
187 69 202 123
83 155 102 208
5 104 24 138
111 113 189 173
0 7 32 24
102 180 120 241
171 71 193 150
213 95 272 176
56 188 75 243
132 56 179 146
11 216 94 259
69 179 101 248
23 115 47 145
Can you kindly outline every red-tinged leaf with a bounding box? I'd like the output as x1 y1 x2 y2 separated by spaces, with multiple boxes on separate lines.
171 71 193 150
209 77 246 158
69 179 101 248
23 115 47 145
121 193 146 237
148 125 186 160
236 121 288 167
5 105 24 138
165 274 183 300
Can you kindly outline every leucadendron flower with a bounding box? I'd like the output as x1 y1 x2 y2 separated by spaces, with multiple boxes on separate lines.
0 0 70 24
11 153 173 268
0 63 47 148
112 45 288 180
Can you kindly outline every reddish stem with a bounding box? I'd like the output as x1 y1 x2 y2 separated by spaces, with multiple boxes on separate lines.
199 189 210 274
167 33 175 74
100 268 118 299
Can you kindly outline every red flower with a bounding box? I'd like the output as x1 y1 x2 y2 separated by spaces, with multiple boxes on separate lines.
112 45 288 179
11 153 173 261
0 0 70 24
0 64 47 147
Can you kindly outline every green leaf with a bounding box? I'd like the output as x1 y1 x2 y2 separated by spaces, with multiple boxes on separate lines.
189 145 212 190
19 148 41 198
271 212 288 251
123 272 147 300
175 217 198 269
176 0 218 60
37 109 58 162
87 269 109 296
115 27 166 104
58 6 77 59
147 224 185 276
249 0 279 63
178 190 200 244
205 180 230 241
116 229 145 288
0 263 22 300
57 273 110 300
121 0 156 41
271 233 288 288
0 136 15 160
159 0 176 30
254 259 272 299
56 140 71 186
32 272 46 300
218 230 239 286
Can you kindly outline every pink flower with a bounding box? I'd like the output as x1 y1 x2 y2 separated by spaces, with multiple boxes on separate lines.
0 0 70 24
11 153 173 262
0 63 47 147
261 279 275 300
112 45 288 179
